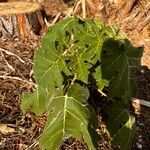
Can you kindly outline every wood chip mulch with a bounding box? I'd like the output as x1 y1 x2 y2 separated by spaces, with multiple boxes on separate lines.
0 0 150 149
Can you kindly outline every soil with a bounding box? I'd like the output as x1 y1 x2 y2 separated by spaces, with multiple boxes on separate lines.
0 0 150 150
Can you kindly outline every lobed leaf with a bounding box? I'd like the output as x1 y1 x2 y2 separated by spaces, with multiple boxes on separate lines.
21 17 143 150
101 39 143 100
39 85 99 150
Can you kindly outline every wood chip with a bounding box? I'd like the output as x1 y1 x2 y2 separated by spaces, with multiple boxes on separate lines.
0 124 15 134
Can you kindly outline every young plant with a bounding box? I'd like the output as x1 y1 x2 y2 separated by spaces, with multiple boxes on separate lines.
21 17 143 150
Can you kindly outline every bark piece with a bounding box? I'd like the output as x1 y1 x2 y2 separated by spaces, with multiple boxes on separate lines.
0 2 46 40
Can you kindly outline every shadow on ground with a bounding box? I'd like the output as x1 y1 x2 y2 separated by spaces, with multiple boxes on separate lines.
131 65 150 150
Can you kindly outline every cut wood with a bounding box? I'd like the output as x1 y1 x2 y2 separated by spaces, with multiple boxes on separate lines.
0 2 46 40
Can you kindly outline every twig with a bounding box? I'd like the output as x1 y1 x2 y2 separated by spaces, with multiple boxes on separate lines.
0 51 15 72
81 0 86 19
0 47 25 64
45 13 61 27
27 140 39 150
50 13 61 26
73 0 82 14
44 18 50 27
0 75 36 87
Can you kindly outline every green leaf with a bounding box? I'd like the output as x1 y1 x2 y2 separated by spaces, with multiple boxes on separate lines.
104 101 135 150
21 87 48 115
21 17 143 150
35 17 123 86
34 42 70 92
39 95 99 150
101 39 143 100
93 67 109 92
67 83 89 103
21 86 63 115
112 117 135 150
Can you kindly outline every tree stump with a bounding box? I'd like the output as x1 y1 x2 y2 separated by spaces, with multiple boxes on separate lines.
0 2 46 40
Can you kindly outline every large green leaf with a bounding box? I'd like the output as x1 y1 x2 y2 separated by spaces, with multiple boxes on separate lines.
104 101 135 150
34 42 70 92
101 39 143 100
42 18 121 84
21 17 143 150
39 93 99 150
